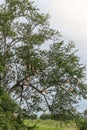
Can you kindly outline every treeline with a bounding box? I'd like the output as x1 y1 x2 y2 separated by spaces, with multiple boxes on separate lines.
40 113 74 121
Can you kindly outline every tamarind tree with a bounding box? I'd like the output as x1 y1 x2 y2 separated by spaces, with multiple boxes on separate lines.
0 0 87 122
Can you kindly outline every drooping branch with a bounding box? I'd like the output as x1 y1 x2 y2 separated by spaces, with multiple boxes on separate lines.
9 76 51 111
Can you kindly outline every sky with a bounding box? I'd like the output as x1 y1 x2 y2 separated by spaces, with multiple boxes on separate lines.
34 0 87 64
34 0 87 112
0 0 87 112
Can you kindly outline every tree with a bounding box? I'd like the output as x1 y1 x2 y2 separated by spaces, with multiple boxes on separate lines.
40 41 87 127
0 0 59 113
0 1 87 127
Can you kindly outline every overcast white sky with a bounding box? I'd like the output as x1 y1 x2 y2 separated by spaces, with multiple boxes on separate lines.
34 0 87 64
0 0 87 112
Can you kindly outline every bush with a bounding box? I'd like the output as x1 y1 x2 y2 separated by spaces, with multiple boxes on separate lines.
75 113 87 130
29 114 37 120
40 113 52 120
76 119 87 130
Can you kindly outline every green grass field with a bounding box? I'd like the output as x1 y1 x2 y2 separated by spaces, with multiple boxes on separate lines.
24 119 77 130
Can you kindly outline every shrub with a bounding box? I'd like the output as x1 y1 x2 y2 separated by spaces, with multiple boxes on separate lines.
40 113 52 120
75 113 87 130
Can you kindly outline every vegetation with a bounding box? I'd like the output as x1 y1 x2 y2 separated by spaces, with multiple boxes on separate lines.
40 113 52 120
0 86 24 130
0 0 87 129
74 110 87 130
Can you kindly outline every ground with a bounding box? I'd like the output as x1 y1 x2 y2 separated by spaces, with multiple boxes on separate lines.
24 119 77 130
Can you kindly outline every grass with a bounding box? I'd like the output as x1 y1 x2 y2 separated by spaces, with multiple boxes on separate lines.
24 119 77 130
